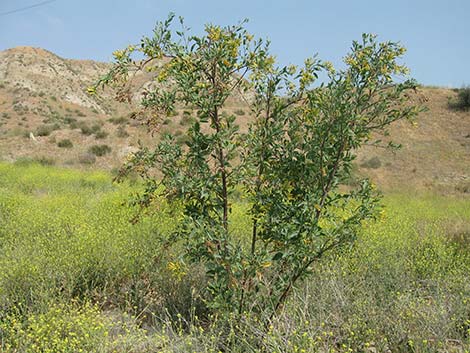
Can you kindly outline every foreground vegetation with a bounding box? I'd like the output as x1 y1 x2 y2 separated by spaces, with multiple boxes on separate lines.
0 162 469 352
97 16 423 322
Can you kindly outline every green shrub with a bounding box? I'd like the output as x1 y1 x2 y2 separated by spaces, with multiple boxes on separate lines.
35 124 55 137
88 144 112 157
69 121 79 130
64 116 77 125
103 16 422 322
79 124 93 135
57 139 73 148
95 131 108 139
234 109 245 116
452 86 470 111
79 122 101 136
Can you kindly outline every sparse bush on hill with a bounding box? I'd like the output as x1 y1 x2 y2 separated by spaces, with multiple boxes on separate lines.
95 14 422 332
36 124 56 136
57 139 73 148
95 130 108 139
449 85 470 111
234 109 245 116
64 116 77 125
79 122 102 136
80 125 94 135
43 111 65 125
88 144 112 156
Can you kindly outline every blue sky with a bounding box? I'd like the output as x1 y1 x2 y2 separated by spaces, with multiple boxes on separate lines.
0 0 468 87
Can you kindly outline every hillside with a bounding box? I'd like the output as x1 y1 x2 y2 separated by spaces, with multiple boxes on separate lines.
356 87 470 193
0 46 469 193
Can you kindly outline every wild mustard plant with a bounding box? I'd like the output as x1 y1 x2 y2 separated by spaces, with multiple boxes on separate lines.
0 163 469 351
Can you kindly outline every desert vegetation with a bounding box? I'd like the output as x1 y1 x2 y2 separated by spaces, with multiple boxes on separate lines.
57 138 73 148
449 86 470 111
0 14 469 353
94 13 423 322
0 162 469 352
89 144 112 157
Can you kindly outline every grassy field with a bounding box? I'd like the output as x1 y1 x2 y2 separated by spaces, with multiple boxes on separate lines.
0 162 469 352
